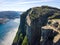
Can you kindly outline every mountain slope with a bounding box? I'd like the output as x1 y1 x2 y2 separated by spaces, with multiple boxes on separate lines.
12 6 60 45
0 11 21 19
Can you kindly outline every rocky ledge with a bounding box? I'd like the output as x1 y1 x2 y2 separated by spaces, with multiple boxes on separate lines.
12 6 60 45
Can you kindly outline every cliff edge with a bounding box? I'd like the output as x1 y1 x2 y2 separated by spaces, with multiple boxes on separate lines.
12 6 60 45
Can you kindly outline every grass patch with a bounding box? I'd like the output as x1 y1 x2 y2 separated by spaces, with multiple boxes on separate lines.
22 36 28 45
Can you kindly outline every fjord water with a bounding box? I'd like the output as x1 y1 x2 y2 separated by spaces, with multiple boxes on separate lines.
0 18 20 45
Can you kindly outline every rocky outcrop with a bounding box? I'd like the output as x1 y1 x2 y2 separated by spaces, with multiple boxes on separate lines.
12 6 60 45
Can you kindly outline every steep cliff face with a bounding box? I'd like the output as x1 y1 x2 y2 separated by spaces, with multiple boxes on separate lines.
12 6 60 45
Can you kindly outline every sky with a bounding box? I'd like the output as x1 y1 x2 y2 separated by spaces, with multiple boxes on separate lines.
0 0 60 11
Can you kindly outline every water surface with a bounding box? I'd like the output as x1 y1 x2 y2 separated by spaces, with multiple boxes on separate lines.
0 18 20 45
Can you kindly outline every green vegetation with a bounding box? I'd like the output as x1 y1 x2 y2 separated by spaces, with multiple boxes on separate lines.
12 8 31 45
13 6 60 45
49 12 60 19
22 36 28 45
13 32 18 43
20 33 24 40
29 6 60 21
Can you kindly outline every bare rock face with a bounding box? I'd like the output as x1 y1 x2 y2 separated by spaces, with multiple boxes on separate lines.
13 6 60 45
26 8 48 45
28 18 41 45
41 19 60 45
26 6 60 45
41 29 58 45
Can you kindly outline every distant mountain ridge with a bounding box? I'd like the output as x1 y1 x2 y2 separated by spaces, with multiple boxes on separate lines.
0 11 22 19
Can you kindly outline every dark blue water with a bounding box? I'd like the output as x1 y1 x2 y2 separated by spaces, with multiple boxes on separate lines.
0 18 20 45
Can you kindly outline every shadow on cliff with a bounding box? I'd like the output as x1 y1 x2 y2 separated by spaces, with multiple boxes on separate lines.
54 39 60 45
41 28 60 45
